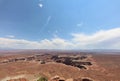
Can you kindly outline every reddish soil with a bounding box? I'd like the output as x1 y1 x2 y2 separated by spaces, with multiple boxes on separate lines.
0 50 120 81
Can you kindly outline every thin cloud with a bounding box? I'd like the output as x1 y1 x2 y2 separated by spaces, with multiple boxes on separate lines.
6 35 15 38
46 16 51 26
39 16 52 33
55 30 58 34
77 22 83 27
53 30 59 38
44 16 52 27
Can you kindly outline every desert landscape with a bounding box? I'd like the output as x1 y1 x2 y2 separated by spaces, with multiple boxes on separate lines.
0 50 120 81
1 0 120 81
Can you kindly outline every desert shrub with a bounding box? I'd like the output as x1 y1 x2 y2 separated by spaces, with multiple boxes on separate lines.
37 76 48 81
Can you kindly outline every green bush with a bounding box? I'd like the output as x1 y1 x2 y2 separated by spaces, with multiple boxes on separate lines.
37 76 48 81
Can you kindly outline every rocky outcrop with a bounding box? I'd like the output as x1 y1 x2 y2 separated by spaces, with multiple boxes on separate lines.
50 76 94 81
53 56 92 69
50 76 65 81
7 78 28 81
0 54 92 70
26 56 35 61
66 77 93 81
81 78 93 81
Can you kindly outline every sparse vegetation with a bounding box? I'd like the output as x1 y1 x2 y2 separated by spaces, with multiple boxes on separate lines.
37 76 48 81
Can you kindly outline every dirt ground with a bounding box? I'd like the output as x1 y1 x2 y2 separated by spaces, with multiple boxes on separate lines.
0 50 120 81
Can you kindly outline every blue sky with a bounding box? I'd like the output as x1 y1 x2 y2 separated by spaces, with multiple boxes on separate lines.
0 0 120 49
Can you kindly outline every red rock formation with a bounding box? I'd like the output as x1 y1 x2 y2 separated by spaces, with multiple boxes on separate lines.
7 78 28 81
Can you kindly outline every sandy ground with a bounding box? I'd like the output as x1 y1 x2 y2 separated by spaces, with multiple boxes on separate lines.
0 52 120 81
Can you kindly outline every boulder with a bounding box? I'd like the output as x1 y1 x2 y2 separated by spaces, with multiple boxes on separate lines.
66 78 74 81
50 76 65 81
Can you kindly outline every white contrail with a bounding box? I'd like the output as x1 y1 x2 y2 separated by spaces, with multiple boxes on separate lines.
45 16 51 26
39 16 52 33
